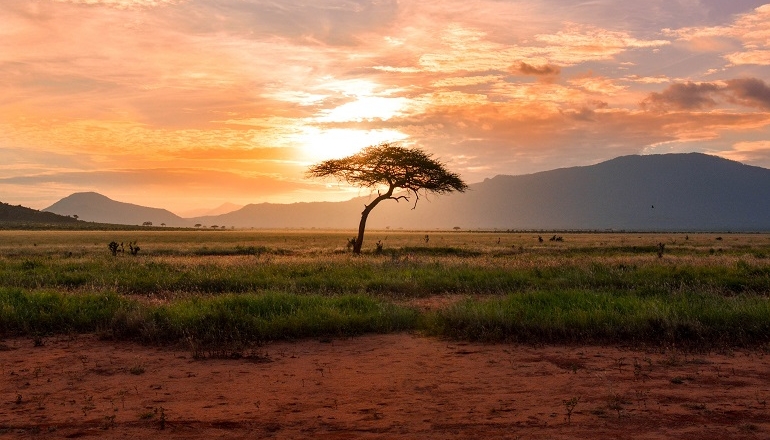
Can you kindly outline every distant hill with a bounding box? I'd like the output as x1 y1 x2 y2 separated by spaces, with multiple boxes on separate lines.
368 152 770 231
44 192 190 227
190 200 363 229
177 202 243 218
45 154 770 231
193 153 770 231
0 202 80 225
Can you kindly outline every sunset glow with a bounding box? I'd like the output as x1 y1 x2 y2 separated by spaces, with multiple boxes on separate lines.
2 0 770 213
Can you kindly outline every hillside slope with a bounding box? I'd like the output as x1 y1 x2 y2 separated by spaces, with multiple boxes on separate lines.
44 192 190 227
0 202 80 225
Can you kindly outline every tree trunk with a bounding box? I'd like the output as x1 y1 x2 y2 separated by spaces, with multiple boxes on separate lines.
352 208 371 254
352 188 392 254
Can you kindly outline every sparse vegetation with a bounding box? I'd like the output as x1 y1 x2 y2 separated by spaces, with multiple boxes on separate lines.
157 406 166 430
563 396 579 424
129 364 145 375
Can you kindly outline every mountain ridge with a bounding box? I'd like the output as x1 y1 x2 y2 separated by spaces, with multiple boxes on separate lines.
42 153 770 231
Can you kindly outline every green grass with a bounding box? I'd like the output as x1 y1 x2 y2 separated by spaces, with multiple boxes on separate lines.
2 255 768 298
429 290 770 347
2 286 770 348
1 230 770 349
0 288 135 335
0 288 418 344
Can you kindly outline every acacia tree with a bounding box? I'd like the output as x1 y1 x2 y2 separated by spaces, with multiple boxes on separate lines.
307 143 468 253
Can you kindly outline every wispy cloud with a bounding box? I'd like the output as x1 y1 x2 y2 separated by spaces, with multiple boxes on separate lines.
52 0 183 9
665 4 770 65
717 140 770 166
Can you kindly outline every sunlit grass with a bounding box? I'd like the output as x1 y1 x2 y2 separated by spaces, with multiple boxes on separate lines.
2 250 768 298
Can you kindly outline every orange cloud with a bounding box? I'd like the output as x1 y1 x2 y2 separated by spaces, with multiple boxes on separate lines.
717 141 770 166
568 74 627 95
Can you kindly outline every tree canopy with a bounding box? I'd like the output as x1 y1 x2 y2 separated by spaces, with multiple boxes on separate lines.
307 143 467 253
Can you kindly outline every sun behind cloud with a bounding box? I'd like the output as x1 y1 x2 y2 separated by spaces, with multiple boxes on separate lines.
294 128 409 162
276 78 412 162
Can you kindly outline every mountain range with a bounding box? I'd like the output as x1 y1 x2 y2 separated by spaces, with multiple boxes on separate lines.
41 153 770 231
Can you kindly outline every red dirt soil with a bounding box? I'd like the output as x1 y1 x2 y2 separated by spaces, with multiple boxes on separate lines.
2 334 769 439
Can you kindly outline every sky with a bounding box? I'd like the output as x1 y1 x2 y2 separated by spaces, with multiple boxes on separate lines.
2 0 770 215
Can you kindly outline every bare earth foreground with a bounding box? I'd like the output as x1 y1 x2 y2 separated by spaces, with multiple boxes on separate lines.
2 334 769 439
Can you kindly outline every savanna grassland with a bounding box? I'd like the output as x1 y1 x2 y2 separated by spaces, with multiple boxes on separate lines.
2 229 770 350
4 230 770 439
